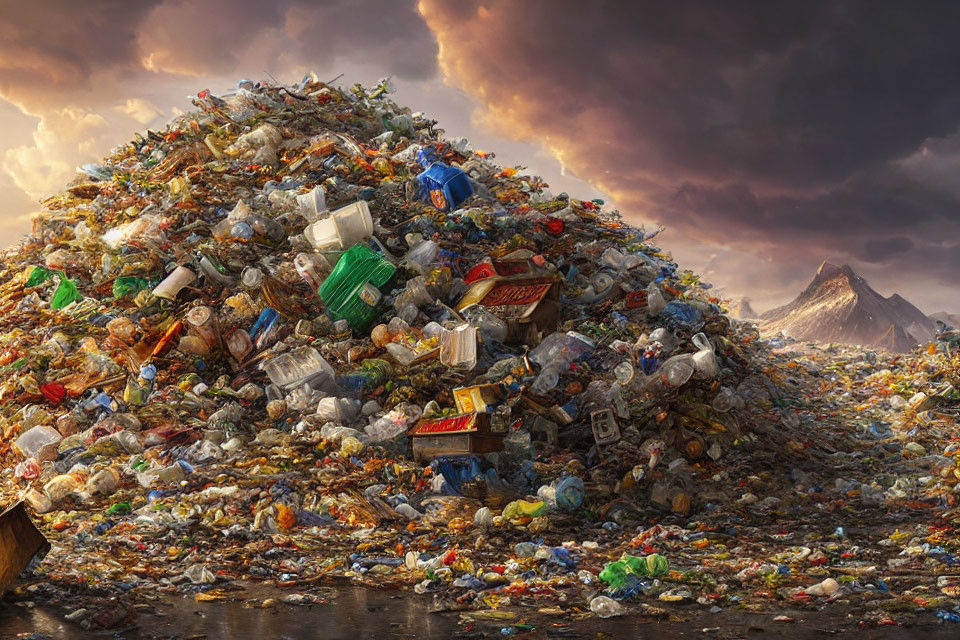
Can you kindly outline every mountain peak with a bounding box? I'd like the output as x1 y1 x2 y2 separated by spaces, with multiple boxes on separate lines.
762 261 935 352
816 261 855 281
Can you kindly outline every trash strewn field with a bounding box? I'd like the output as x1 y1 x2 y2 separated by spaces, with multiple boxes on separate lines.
0 76 958 634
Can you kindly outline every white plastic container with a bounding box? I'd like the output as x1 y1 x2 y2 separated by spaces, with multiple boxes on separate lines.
296 186 327 221
303 201 373 251
152 266 197 300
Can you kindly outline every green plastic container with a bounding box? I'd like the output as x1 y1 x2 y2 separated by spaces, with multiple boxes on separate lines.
318 243 396 331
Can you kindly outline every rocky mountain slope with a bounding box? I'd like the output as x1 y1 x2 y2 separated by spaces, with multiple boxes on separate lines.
761 262 934 352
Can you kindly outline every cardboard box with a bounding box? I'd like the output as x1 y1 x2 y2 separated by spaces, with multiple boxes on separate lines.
408 412 504 461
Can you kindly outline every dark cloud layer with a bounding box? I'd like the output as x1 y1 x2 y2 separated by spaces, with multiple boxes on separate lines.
421 0 960 309
2 0 959 310
0 0 436 110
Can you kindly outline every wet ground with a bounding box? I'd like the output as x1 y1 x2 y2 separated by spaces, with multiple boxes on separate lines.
2 585 959 639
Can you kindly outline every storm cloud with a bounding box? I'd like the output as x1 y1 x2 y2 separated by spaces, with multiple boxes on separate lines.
1 0 959 311
420 0 960 310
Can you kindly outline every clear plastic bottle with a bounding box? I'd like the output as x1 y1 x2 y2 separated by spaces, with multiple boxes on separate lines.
590 595 625 618
657 354 695 387
530 366 560 395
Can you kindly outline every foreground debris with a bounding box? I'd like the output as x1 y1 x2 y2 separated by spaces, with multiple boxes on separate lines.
0 76 958 633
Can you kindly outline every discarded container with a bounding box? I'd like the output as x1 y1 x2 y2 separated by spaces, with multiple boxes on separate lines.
457 277 560 345
417 162 473 211
318 243 396 331
261 347 336 389
15 426 62 461
303 201 374 251
439 324 477 370
408 413 503 461
152 266 197 300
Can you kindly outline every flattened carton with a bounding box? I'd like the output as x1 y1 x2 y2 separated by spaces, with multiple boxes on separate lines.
457 276 559 345
408 412 504 461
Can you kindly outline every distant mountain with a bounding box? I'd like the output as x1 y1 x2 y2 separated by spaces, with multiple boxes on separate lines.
727 297 759 320
761 262 935 352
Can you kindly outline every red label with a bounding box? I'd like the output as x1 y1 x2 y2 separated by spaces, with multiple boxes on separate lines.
626 290 648 309
413 414 476 435
481 282 551 308
465 263 497 284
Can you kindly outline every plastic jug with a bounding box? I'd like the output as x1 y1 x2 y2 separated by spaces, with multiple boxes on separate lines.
529 331 595 369
318 243 396 331
303 201 373 251
417 162 473 211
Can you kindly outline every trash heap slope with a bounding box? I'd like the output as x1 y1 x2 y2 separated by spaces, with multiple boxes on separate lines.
0 78 803 618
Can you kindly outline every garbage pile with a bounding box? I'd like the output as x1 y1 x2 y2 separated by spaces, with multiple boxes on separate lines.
0 77 809 627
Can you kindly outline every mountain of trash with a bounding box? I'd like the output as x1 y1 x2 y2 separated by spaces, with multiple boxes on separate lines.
0 77 814 626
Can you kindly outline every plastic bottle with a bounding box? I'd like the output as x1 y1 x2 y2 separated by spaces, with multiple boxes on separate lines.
711 386 740 412
589 595 625 618
403 240 439 271
530 366 560 395
185 306 221 352
294 253 329 292
529 331 596 369
395 503 422 520
241 266 264 291
461 306 508 343
657 354 694 387
393 276 433 310
646 281 666 316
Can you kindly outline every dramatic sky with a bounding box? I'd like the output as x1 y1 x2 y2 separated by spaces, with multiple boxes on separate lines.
2 0 959 313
